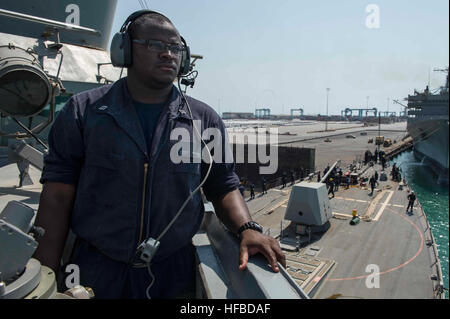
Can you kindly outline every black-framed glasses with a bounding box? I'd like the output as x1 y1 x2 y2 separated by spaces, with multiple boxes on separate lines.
132 39 185 55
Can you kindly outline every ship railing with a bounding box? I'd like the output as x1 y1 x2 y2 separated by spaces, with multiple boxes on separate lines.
415 200 446 299
193 204 309 299
0 8 101 36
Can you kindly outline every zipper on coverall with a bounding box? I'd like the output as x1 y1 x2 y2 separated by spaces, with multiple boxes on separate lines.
138 162 149 245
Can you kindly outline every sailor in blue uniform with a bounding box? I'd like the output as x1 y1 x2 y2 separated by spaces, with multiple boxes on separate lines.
33 10 285 298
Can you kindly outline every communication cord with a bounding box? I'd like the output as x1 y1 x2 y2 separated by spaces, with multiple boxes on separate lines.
144 78 214 298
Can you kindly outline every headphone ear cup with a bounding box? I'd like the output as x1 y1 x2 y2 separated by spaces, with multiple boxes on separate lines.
110 32 132 67
122 32 132 67
179 45 191 77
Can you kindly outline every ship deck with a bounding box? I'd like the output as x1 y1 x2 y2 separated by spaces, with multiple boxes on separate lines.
0 164 42 213
0 158 444 299
246 162 444 299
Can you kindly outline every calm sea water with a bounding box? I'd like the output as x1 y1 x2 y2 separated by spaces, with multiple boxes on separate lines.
390 150 449 298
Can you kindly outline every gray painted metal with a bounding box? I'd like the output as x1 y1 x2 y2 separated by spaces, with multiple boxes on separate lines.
193 232 233 299
284 182 332 226
0 45 52 118
0 201 38 281
24 266 57 299
194 210 309 299
0 200 34 233
9 141 44 171
0 8 101 36
0 32 125 91
0 0 117 50
0 258 41 299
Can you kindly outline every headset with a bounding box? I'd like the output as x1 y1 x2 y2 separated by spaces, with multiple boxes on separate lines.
110 9 191 77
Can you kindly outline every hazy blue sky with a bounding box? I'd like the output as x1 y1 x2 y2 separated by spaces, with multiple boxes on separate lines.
110 0 449 116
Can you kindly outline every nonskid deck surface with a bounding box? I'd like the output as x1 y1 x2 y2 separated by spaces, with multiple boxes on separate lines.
0 164 43 213
246 163 439 299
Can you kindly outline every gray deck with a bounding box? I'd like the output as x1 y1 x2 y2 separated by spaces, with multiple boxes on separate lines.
247 162 443 299
0 164 42 213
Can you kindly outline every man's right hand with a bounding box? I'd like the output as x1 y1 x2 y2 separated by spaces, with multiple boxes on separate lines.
32 182 76 272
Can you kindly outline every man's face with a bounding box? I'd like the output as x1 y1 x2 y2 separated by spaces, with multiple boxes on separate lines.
130 21 183 89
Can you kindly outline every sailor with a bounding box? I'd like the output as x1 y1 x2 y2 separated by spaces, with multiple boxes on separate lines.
345 175 350 189
391 163 397 180
336 168 343 191
327 178 335 198
364 150 371 165
407 191 416 213
33 10 285 299
378 150 384 163
250 182 255 200
261 176 267 195
369 175 378 196
379 151 386 170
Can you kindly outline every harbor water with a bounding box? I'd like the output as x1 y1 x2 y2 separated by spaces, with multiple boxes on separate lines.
391 150 449 298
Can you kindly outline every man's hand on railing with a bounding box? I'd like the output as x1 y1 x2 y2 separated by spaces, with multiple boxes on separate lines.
238 230 286 273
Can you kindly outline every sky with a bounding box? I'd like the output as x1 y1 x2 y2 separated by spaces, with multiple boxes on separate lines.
110 0 449 116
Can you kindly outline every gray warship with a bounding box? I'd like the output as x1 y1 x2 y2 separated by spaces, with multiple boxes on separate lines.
0 0 445 299
406 68 449 185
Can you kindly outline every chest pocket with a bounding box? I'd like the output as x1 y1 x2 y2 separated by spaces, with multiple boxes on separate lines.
85 151 123 170
83 151 125 189
79 151 126 206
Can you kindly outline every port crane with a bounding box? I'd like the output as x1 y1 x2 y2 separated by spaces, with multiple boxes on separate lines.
341 108 378 118
290 108 304 119
255 108 271 118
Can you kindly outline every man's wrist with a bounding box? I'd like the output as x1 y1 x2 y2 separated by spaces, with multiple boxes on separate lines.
237 221 263 237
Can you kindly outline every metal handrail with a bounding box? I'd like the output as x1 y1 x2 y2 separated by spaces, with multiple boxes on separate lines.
416 199 445 298
0 8 101 36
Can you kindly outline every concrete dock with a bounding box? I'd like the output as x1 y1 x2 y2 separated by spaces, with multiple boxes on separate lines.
228 120 407 173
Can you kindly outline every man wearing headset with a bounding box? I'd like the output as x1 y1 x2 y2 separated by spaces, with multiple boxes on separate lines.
33 10 285 299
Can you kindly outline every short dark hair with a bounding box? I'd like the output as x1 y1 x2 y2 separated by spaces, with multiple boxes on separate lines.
128 12 175 39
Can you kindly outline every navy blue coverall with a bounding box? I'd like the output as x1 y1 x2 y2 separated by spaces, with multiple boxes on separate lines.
40 78 240 298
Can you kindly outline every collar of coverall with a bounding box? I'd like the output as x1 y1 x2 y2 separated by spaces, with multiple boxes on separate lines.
94 78 192 120
93 78 194 156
